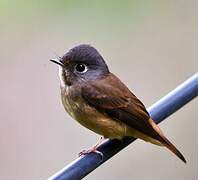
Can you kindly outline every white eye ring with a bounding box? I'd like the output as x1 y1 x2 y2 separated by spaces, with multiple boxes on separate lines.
75 63 88 73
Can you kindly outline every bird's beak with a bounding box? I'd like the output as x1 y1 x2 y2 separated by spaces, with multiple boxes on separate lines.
50 58 65 68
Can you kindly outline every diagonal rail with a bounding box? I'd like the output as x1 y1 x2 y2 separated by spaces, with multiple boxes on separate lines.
48 73 198 180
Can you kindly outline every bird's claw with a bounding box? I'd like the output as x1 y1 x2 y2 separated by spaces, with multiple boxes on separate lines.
78 149 104 160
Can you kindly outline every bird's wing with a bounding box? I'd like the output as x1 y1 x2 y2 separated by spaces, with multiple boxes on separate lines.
82 73 164 142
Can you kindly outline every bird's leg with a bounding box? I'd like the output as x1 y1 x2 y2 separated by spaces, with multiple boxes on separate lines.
79 137 105 158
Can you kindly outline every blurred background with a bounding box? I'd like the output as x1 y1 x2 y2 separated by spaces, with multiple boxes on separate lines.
0 0 197 179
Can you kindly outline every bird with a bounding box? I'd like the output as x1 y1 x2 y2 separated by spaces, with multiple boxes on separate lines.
50 44 186 163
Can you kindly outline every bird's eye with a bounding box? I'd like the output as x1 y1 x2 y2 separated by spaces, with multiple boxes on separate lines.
75 63 88 73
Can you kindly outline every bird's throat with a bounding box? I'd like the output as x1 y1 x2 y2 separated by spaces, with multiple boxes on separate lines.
59 67 72 87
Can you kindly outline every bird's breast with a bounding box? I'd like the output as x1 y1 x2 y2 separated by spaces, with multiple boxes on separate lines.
60 85 127 139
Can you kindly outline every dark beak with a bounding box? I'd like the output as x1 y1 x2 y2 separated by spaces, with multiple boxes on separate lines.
50 58 65 67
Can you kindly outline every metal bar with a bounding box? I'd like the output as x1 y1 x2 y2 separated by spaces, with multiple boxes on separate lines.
48 73 198 180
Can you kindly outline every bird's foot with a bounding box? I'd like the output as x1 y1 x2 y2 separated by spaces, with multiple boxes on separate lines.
78 148 103 159
78 137 104 159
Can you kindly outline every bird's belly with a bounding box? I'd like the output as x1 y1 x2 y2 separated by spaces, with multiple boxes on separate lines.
76 112 126 139
61 93 160 144
62 95 127 139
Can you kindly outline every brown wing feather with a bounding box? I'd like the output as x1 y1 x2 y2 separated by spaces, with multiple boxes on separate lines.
82 73 186 163
82 73 163 141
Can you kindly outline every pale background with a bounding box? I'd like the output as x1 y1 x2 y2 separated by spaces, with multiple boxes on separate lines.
0 0 198 179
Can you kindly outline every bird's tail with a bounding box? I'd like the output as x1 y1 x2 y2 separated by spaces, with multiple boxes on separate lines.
162 136 186 163
148 118 186 163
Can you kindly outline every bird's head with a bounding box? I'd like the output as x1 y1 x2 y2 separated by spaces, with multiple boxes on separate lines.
50 44 109 86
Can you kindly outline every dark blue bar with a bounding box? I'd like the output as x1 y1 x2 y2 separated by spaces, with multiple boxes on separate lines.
48 73 198 180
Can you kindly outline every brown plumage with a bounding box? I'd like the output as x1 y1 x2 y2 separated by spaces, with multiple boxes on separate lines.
81 73 186 163
51 44 186 163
